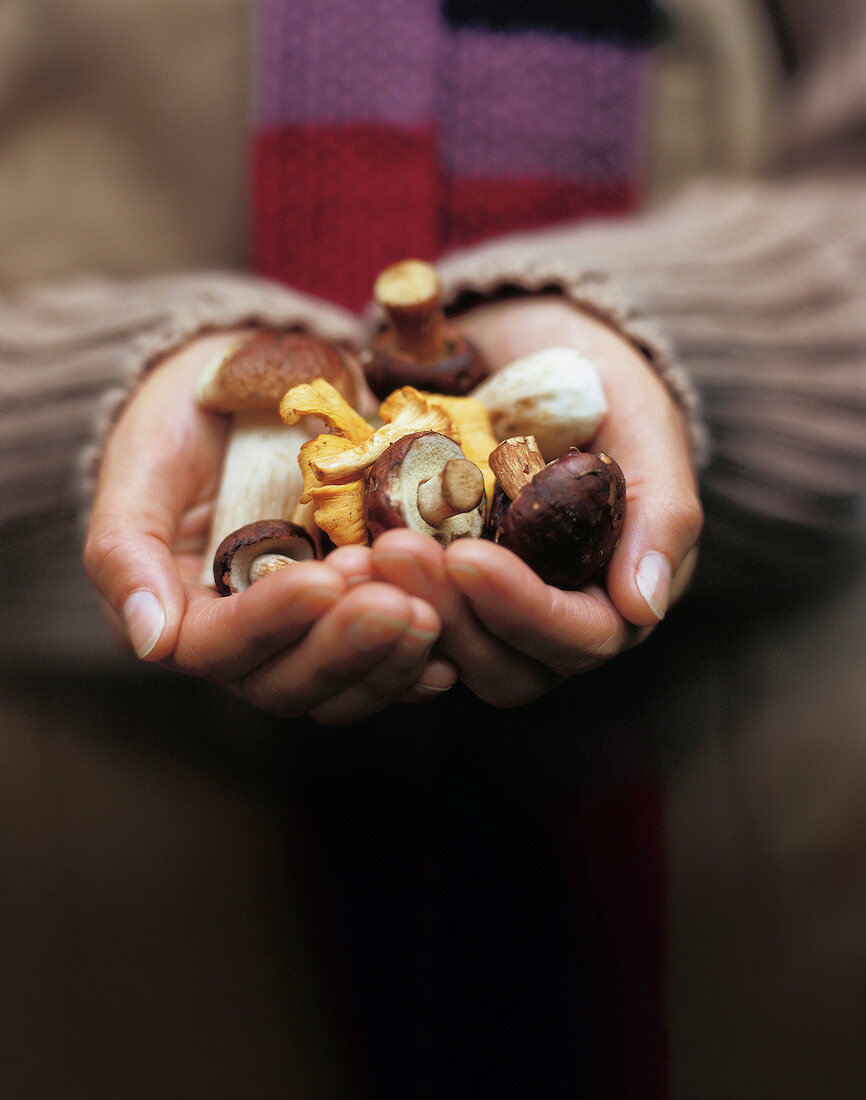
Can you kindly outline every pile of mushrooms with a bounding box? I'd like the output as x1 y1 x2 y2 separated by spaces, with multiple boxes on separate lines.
199 260 627 596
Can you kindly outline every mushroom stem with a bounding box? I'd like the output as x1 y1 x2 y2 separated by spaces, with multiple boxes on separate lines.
416 458 485 527
200 408 311 584
248 553 295 584
374 259 446 362
488 435 547 500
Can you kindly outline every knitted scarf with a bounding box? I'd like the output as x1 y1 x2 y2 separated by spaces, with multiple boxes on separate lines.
250 5 672 1097
251 0 664 311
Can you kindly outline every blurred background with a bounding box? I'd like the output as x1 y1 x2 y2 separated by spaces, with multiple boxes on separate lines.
1 0 865 1096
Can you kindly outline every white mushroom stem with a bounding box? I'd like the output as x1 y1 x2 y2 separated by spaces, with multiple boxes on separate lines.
248 553 295 584
200 408 313 584
416 458 484 526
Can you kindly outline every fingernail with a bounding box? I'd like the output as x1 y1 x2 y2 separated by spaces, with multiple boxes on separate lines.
122 589 166 658
415 659 458 695
444 560 481 587
375 551 435 598
349 614 436 650
636 552 671 620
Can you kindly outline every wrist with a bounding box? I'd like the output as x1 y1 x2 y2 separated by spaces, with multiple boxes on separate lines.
455 295 650 378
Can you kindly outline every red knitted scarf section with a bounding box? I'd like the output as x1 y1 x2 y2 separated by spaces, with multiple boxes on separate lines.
250 0 651 311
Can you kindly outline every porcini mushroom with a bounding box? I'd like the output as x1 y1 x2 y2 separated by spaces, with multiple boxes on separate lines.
196 331 358 583
470 346 608 461
361 259 490 399
488 435 626 590
365 431 486 546
213 519 318 596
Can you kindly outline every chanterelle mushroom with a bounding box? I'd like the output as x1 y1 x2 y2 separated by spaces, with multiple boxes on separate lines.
360 259 490 399
213 519 318 595
470 346 608 461
487 435 626 590
196 331 357 584
280 381 462 547
364 431 486 546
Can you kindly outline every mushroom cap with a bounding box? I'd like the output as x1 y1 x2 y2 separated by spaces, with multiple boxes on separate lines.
196 331 358 412
491 450 626 590
213 519 318 595
471 346 608 460
364 431 486 546
363 335 488 400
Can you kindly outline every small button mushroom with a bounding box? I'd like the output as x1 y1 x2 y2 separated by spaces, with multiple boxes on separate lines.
361 259 490 399
213 519 319 595
364 431 486 546
470 346 608 461
487 435 626 590
196 331 359 584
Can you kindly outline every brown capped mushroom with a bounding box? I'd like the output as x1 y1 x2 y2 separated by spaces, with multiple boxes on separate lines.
365 431 486 546
361 259 490 399
213 519 318 596
488 435 626 590
196 331 358 584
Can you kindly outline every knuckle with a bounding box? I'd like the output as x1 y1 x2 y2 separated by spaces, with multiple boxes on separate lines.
82 525 129 587
658 492 704 554
236 673 305 719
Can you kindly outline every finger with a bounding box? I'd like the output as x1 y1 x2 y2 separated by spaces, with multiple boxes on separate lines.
397 656 460 705
371 529 556 706
593 365 703 627
322 544 376 588
307 597 442 725
82 333 234 660
238 582 438 718
444 539 635 675
169 560 348 681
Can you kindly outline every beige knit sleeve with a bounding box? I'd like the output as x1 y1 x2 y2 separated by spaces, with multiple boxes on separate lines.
432 174 866 599
432 223 710 470
0 270 364 666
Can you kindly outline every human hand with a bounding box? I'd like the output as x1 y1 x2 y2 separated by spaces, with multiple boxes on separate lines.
83 331 453 724
370 295 703 707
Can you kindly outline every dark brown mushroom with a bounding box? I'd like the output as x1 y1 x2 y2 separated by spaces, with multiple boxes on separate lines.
364 431 486 546
213 519 319 596
361 259 490 399
487 435 626 590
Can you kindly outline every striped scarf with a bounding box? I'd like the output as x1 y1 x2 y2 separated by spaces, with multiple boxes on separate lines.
251 0 664 310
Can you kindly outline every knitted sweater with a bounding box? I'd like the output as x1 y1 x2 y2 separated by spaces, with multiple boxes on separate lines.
0 2 863 658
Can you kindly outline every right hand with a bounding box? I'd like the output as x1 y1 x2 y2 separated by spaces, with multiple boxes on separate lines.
83 330 453 724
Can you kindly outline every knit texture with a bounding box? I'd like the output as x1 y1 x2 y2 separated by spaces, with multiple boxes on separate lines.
251 0 653 311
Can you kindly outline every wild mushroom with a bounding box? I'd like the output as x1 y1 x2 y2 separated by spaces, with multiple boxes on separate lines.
418 391 499 508
487 435 626 590
213 519 318 596
196 331 358 583
365 431 486 546
360 259 490 399
470 346 608 461
280 381 460 547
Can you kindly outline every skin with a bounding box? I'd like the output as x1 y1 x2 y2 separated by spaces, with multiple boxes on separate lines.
84 297 702 723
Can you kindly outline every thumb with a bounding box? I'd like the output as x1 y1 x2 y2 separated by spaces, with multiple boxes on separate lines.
605 473 703 628
84 506 188 661
82 331 241 659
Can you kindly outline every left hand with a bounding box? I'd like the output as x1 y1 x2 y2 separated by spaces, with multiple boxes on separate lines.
370 295 703 707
